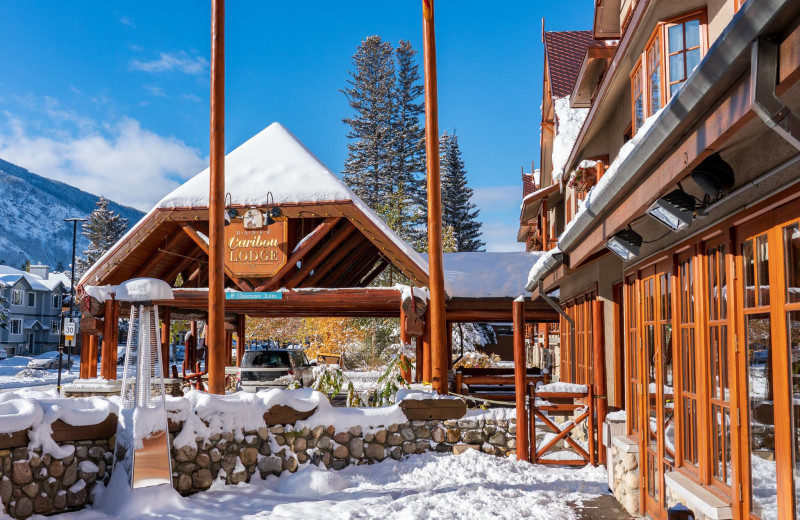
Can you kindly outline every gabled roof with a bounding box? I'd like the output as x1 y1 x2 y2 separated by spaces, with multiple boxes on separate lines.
79 123 430 290
0 266 58 292
544 31 595 98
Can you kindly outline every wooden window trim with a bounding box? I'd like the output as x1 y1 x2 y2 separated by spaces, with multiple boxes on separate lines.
629 8 708 134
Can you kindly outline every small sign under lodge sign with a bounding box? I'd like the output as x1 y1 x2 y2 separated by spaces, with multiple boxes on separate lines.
224 220 288 277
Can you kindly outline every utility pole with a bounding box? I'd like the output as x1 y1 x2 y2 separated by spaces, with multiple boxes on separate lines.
58 217 85 392
421 0 448 394
208 0 226 394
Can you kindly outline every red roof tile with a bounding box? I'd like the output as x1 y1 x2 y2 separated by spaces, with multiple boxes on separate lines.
545 31 595 99
522 172 536 197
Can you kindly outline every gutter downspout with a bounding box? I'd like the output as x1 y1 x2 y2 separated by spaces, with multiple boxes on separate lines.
751 38 800 152
539 280 576 383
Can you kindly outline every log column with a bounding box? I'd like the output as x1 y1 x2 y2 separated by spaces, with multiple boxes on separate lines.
79 331 90 379
236 314 245 367
160 306 171 378
592 300 608 464
225 330 233 366
513 297 529 462
101 299 115 379
422 307 432 383
400 308 411 383
86 334 99 379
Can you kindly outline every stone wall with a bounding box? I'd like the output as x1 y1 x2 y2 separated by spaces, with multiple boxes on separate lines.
610 437 640 516
170 416 517 494
1 414 516 518
0 439 112 518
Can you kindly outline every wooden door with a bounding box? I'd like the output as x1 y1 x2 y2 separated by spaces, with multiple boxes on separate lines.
735 200 800 519
640 266 674 519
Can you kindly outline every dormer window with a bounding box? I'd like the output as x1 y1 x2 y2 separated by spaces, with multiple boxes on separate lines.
630 10 706 133
11 289 23 306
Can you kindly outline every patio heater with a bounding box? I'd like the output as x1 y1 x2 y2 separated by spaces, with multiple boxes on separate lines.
108 279 174 489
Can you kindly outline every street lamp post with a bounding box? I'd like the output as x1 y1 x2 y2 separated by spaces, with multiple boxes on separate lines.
57 218 86 392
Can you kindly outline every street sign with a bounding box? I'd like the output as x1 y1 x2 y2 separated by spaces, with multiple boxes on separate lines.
63 319 76 347
225 291 283 301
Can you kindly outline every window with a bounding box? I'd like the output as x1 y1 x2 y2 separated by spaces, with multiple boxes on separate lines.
666 18 702 97
11 289 23 306
9 319 21 335
52 293 60 308
50 320 60 334
630 10 706 133
625 277 640 437
27 292 35 307
677 255 699 470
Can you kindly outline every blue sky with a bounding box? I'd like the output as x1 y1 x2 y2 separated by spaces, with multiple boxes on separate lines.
0 1 592 251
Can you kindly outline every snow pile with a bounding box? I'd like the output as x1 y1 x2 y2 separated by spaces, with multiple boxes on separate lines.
272 464 351 496
536 382 589 393
295 393 408 432
551 97 589 183
29 397 118 458
396 284 429 303
85 278 173 302
526 246 562 289
0 399 43 434
559 107 665 242
464 406 517 421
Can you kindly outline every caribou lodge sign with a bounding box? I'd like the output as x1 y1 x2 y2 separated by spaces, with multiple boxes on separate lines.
224 221 288 277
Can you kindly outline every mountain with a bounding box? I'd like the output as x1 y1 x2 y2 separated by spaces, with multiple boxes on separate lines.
0 158 145 270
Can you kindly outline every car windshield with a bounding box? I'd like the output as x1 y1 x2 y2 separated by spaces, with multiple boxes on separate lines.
290 352 309 366
241 351 290 368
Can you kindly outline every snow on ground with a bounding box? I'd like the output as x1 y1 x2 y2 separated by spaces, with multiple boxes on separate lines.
45 450 609 520
0 357 122 392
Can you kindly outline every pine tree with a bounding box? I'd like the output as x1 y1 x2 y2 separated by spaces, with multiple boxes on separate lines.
341 36 396 210
440 131 485 252
391 40 427 249
76 197 129 276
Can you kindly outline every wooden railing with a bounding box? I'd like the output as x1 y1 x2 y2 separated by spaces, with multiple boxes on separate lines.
454 368 543 401
528 383 596 466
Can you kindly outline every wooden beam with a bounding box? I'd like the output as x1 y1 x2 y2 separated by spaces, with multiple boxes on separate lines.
357 258 389 287
162 245 202 286
132 228 186 278
298 234 365 288
284 224 357 289
257 217 341 291
319 239 374 287
180 223 254 291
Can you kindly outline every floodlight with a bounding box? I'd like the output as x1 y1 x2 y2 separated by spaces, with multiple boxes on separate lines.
646 189 696 231
691 153 735 199
605 228 642 261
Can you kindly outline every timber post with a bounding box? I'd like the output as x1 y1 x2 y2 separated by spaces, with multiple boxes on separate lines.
207 0 226 394
422 306 432 383
236 314 245 367
160 306 171 379
400 308 412 383
101 299 114 379
513 297 530 462
87 334 99 379
421 0 448 395
592 300 607 464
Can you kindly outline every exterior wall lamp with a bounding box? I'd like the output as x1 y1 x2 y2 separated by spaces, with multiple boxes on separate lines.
605 228 642 260
646 189 697 231
224 192 238 227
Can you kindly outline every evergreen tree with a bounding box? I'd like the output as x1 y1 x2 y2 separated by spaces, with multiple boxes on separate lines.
440 131 485 252
391 40 427 249
20 260 30 272
341 36 396 210
55 260 66 272
76 197 129 276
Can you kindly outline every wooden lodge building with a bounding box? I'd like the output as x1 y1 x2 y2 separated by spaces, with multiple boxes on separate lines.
521 0 800 518
76 122 557 383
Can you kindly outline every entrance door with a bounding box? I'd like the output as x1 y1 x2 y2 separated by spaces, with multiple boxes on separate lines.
736 202 800 519
640 266 674 519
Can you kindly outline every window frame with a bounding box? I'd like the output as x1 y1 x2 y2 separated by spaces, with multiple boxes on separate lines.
629 9 707 134
27 292 35 307
9 319 22 336
52 293 61 308
10 289 23 306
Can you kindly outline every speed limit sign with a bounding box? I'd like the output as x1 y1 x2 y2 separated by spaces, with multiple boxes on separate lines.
63 320 76 347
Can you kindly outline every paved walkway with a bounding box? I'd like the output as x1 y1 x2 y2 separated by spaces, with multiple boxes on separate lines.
575 494 637 519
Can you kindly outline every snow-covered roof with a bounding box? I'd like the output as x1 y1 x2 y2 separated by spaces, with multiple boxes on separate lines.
0 266 64 293
23 320 43 330
421 252 543 298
